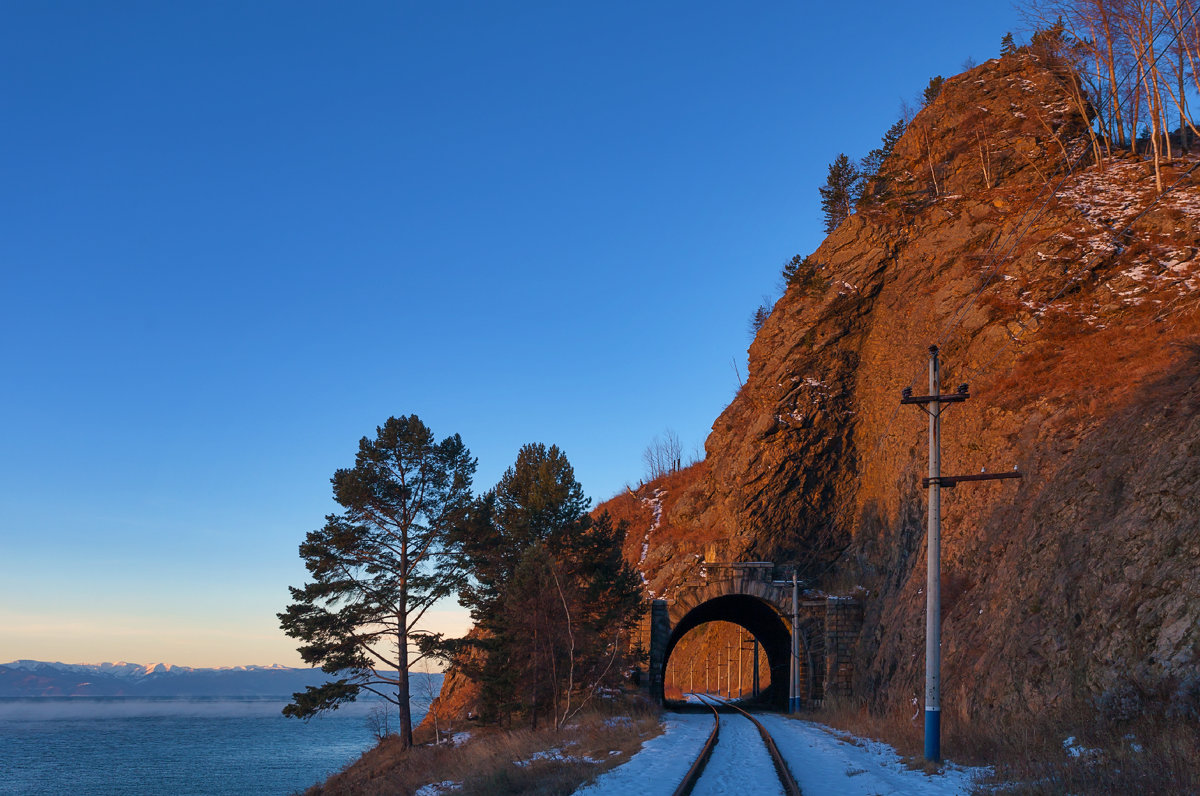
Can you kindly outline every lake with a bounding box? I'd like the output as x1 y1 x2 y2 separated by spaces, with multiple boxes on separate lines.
0 697 428 795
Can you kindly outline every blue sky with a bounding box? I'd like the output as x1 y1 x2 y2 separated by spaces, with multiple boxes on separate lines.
0 1 1023 667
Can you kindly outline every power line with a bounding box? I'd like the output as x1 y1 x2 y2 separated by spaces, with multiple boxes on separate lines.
856 5 1200 425
927 4 1200 372
944 3 1200 378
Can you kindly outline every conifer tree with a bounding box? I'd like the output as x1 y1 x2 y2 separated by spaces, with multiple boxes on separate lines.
749 304 771 337
278 415 475 749
452 444 644 728
819 154 859 235
781 254 804 287
856 118 906 203
781 254 828 295
922 75 945 107
1001 31 1017 56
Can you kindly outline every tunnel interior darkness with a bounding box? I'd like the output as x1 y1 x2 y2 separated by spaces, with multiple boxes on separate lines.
663 594 797 708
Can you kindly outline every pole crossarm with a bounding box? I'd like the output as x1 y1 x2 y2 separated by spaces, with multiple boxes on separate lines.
900 392 970 405
898 344 1021 763
922 471 1023 488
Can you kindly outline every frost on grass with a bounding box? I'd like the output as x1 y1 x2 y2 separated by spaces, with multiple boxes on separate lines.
515 747 601 767
1062 736 1100 762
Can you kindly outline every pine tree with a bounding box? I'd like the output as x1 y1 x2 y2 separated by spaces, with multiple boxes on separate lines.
1001 32 1016 57
856 118 906 203
922 75 945 107
278 415 475 749
749 304 770 337
819 154 858 235
781 254 827 294
863 118 905 174
452 444 644 727
781 254 804 287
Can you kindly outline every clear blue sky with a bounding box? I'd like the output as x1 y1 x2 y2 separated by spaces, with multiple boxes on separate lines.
0 1 1023 667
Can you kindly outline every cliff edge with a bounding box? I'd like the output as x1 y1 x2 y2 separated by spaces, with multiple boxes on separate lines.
612 50 1200 722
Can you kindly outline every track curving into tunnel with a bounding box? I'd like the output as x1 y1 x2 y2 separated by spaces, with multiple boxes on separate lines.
670 694 801 796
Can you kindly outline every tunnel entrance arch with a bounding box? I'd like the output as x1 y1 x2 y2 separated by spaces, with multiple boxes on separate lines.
665 593 793 705
642 561 863 709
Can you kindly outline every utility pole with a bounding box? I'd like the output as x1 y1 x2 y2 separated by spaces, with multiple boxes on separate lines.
705 654 710 694
902 344 1021 762
790 572 800 713
726 642 733 698
753 638 760 698
739 636 755 700
738 635 744 699
690 658 694 695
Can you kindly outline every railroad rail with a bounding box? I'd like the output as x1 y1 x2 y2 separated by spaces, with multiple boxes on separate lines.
672 694 801 796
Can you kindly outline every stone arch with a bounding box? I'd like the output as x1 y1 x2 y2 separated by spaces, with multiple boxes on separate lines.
663 592 796 707
643 567 862 709
666 577 785 627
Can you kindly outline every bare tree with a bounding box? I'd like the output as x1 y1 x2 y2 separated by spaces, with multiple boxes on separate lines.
366 702 392 741
1022 0 1200 188
642 429 683 481
414 662 443 743
977 131 996 188
1124 0 1168 189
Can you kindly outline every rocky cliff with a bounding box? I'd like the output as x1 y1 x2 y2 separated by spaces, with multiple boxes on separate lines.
613 50 1200 723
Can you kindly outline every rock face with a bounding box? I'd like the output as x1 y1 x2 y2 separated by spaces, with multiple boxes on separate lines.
608 51 1200 722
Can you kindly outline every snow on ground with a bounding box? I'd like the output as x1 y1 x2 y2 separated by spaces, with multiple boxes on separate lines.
515 747 601 767
637 489 665 595
758 715 989 796
572 713 711 796
692 710 783 796
1056 159 1148 231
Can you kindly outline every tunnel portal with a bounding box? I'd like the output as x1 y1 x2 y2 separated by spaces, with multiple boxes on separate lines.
641 561 863 710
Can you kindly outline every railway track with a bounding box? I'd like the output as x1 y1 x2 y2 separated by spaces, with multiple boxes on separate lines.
672 694 801 796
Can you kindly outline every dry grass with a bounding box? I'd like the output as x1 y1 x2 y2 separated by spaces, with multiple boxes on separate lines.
970 712 1200 795
602 462 712 556
807 696 1200 795
305 697 662 796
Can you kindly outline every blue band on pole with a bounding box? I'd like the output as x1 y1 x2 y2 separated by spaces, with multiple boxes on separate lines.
924 709 941 762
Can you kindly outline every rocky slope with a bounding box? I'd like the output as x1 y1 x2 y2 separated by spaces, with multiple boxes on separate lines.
613 50 1200 723
421 50 1200 732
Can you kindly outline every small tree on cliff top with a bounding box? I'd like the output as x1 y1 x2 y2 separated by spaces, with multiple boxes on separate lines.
819 153 859 235
278 414 475 749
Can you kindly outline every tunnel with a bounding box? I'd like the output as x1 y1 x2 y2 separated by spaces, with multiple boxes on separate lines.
663 593 798 709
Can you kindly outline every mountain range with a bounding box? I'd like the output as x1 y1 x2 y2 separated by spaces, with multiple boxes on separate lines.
0 659 331 698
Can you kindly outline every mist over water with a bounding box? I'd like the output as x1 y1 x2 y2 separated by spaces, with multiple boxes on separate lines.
0 696 432 796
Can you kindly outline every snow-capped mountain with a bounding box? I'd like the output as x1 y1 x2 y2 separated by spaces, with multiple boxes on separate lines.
0 660 325 698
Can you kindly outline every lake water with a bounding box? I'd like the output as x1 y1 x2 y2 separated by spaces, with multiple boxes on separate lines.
0 697 426 795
